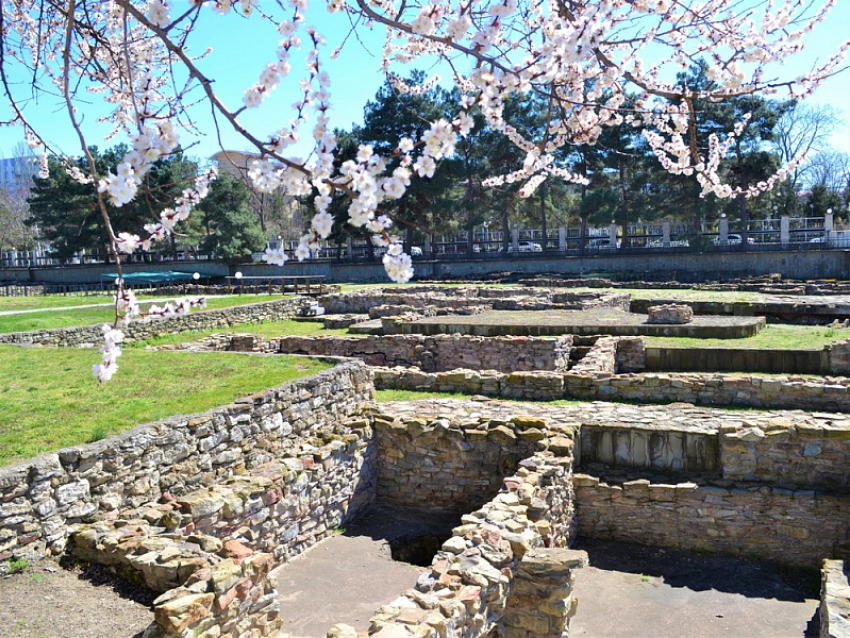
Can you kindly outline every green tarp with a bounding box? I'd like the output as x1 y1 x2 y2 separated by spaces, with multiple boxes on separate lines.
100 271 197 284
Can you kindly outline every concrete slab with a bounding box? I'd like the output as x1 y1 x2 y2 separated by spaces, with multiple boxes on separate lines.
401 309 765 339
570 538 819 638
277 505 461 638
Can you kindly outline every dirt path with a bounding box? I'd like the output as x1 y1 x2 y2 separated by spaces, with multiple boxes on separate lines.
0 558 155 638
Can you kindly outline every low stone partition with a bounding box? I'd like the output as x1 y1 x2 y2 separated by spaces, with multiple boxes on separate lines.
373 367 567 401
368 304 438 319
646 303 693 324
820 560 850 638
645 345 828 375
551 290 631 312
721 418 850 489
317 285 630 316
0 362 372 562
372 364 850 413
567 371 850 413
0 298 301 347
569 336 618 376
830 340 850 376
616 336 646 372
277 334 573 374
573 474 850 568
354 451 587 638
73 521 282 638
371 412 576 512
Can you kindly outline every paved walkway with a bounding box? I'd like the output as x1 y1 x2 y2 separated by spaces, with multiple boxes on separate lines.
277 505 459 637
570 538 819 638
275 516 819 638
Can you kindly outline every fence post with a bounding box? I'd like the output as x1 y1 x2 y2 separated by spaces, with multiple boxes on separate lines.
608 222 618 246
719 216 729 245
559 226 566 252
512 226 519 253
662 220 671 247
780 216 790 247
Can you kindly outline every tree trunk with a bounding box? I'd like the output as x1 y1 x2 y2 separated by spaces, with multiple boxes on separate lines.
540 179 548 252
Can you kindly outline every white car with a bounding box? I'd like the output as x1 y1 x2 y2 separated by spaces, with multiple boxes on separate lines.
518 241 542 252
410 246 423 256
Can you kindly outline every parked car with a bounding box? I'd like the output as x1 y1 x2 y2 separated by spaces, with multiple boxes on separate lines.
410 246 423 256
518 240 543 252
713 233 754 246
646 238 689 248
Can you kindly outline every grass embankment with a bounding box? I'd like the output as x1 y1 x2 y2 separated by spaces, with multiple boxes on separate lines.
0 295 285 334
646 324 843 350
133 319 348 348
373 389 477 402
0 347 331 466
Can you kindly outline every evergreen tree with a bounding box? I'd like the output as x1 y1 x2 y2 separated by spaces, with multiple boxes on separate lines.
27 146 200 260
197 171 267 262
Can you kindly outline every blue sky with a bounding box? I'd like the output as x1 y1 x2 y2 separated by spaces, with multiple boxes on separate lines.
1 2 848 161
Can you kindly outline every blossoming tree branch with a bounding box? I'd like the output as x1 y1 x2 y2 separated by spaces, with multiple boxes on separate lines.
1 0 847 381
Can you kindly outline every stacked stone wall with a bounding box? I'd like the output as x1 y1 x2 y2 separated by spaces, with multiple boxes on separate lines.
318 286 629 315
278 334 573 373
0 362 371 562
573 474 850 568
70 415 376 638
0 298 301 347
569 336 617 375
372 413 574 512
373 367 567 400
646 303 694 324
720 420 850 489
357 438 586 638
820 560 850 638
615 336 646 372
374 364 850 413
829 340 850 376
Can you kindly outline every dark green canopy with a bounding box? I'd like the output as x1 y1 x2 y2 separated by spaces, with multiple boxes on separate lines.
101 271 198 284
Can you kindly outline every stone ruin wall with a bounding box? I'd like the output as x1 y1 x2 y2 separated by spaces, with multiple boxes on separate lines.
573 474 850 568
371 334 850 414
821 560 850 638
372 412 575 515
70 415 377 638
0 357 847 636
276 334 573 374
359 410 585 638
0 361 372 563
62 395 589 638
317 286 631 315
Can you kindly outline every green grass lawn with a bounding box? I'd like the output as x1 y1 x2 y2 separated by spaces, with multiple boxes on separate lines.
0 347 331 466
373 389 477 402
616 288 772 303
133 319 349 348
0 295 287 334
646 324 845 350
